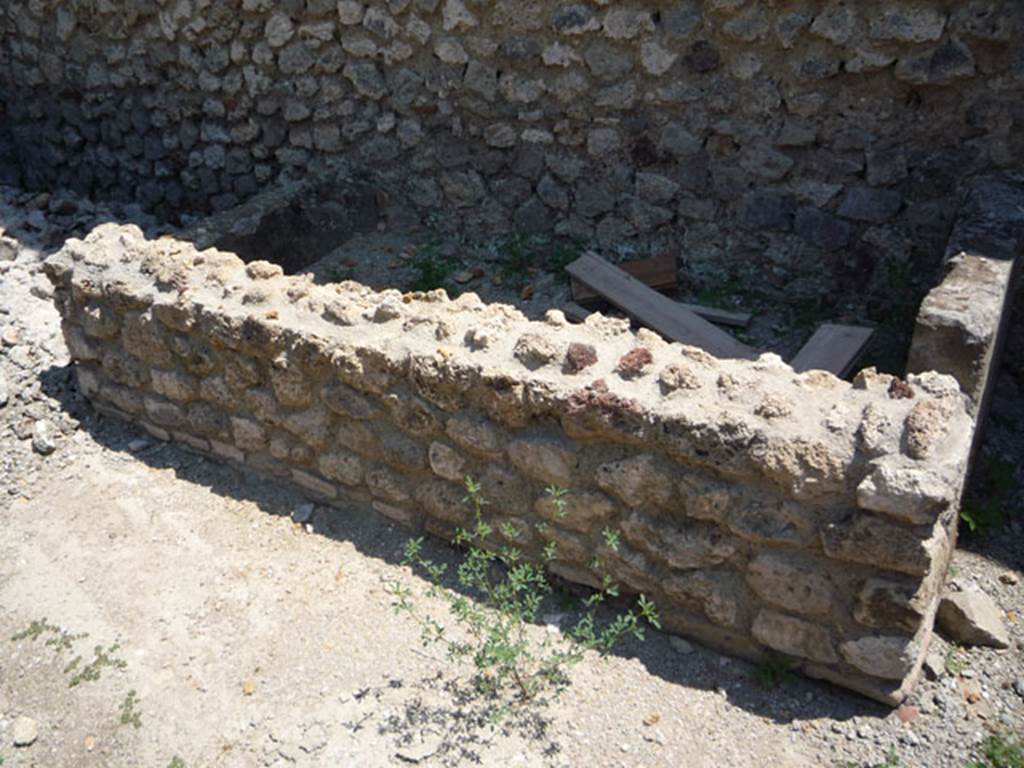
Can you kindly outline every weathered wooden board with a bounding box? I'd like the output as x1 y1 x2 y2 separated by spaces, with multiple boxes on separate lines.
571 254 677 304
565 253 756 359
790 323 875 377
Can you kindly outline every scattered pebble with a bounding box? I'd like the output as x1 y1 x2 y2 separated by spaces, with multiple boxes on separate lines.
12 716 39 747
669 636 695 655
31 419 58 455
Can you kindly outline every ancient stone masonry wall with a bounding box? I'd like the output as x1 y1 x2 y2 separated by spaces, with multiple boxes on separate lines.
4 1 1024 280
45 222 977 704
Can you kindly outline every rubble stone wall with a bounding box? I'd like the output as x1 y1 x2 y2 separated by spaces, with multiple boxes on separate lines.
3 1 1024 279
45 222 977 704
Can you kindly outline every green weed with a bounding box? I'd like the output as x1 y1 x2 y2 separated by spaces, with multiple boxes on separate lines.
119 689 143 729
965 733 1024 768
944 643 965 676
387 479 659 721
754 653 795 689
66 643 128 687
166 758 187 768
409 241 458 293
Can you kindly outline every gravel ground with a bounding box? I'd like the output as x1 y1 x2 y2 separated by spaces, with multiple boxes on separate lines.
0 186 1021 768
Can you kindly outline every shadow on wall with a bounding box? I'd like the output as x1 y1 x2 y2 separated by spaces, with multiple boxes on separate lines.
32 359 890 727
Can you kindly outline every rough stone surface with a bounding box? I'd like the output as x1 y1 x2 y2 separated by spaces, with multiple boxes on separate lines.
937 588 1011 649
12 716 39 747
42 222 979 705
0 0 1020 287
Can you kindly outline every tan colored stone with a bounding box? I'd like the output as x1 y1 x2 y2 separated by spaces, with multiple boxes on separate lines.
746 553 834 617
534 491 614 533
840 636 919 680
508 439 576 487
595 454 674 508
821 515 947 576
428 441 466 481
854 577 928 633
621 513 737 570
318 450 365 486
752 610 838 664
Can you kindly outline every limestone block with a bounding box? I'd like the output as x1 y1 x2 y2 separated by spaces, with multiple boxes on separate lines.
752 610 838 664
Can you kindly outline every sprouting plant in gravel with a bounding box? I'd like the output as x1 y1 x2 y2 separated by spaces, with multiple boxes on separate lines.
166 757 187 768
965 733 1024 768
119 689 143 728
944 643 965 676
754 652 795 689
66 643 128 687
409 241 458 293
387 479 660 721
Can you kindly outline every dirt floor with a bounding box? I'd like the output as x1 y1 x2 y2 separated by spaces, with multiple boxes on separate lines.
1 186 1022 768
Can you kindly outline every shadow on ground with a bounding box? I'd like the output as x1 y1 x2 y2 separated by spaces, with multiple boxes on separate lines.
33 359 896 737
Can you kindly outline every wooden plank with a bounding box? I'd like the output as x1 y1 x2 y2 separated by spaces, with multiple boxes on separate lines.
563 300 752 329
565 253 757 359
790 324 875 378
571 253 677 304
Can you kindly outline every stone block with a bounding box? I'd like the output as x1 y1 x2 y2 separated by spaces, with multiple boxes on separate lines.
752 610 838 664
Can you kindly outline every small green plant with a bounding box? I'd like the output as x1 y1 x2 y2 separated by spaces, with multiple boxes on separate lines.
119 689 143 728
965 733 1024 768
409 241 458 293
166 758 187 768
388 479 659 721
496 230 539 286
66 643 128 687
324 263 354 283
944 643 965 676
961 456 1018 534
546 238 584 274
754 653 795 689
12 619 88 652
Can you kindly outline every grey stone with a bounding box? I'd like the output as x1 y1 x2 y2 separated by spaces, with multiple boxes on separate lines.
869 5 946 42
866 147 909 186
840 636 919 680
838 187 903 222
31 420 58 455
537 174 569 211
343 61 387 99
636 172 680 205
794 207 851 251
669 635 696 655
659 122 702 158
264 13 295 47
583 43 633 81
739 192 794 231
739 143 794 180
894 38 976 86
937 589 1010 648
587 128 621 157
552 4 598 35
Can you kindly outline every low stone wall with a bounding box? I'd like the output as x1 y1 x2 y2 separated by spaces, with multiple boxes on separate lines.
45 223 976 704
909 172 1024 415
